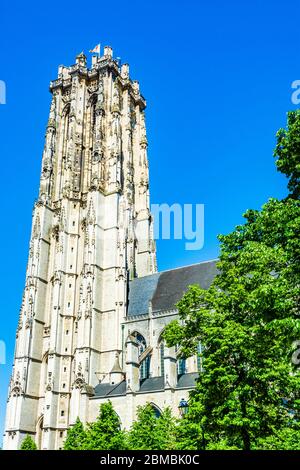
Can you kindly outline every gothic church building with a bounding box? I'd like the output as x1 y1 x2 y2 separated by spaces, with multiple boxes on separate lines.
4 48 217 450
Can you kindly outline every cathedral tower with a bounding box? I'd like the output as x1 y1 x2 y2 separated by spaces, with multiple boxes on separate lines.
4 47 156 449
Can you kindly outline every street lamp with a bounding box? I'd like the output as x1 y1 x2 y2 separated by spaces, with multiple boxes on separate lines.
178 398 189 417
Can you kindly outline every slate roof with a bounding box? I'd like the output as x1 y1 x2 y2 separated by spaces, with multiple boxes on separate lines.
139 376 165 393
94 373 199 397
127 272 160 317
127 260 218 317
139 373 199 392
94 380 126 398
177 372 198 389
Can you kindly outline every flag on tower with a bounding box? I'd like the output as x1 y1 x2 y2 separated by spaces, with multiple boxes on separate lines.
89 44 100 54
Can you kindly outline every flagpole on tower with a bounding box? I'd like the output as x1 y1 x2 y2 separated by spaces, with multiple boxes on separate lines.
89 43 101 57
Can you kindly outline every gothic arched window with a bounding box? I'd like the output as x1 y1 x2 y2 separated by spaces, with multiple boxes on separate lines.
90 95 97 130
133 332 150 381
159 340 165 377
197 342 204 372
177 358 186 376
39 351 49 396
150 404 161 418
113 411 122 430
175 344 187 376
62 104 70 157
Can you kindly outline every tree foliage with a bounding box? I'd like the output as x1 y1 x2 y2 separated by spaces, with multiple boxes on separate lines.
127 404 177 450
84 401 126 450
274 109 300 199
62 403 178 451
20 435 37 450
63 417 87 450
164 109 300 449
254 424 300 450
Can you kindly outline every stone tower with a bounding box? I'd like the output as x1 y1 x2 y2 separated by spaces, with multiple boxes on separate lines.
4 47 157 450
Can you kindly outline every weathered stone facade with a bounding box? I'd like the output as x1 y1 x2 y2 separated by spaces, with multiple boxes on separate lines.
3 48 217 450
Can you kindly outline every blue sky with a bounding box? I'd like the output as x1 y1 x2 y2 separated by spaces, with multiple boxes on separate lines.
0 0 299 445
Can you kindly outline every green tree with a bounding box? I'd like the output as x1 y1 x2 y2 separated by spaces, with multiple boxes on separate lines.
254 425 300 450
166 201 300 449
127 404 177 450
156 407 178 450
274 109 300 199
20 435 37 450
164 122 300 450
63 417 87 450
85 401 126 450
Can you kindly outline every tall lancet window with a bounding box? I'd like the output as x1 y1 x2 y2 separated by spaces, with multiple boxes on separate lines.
90 94 98 164
62 104 70 161
40 352 49 396
197 342 204 372
159 340 165 377
134 332 150 381
90 94 97 130
177 358 186 376
175 344 187 376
